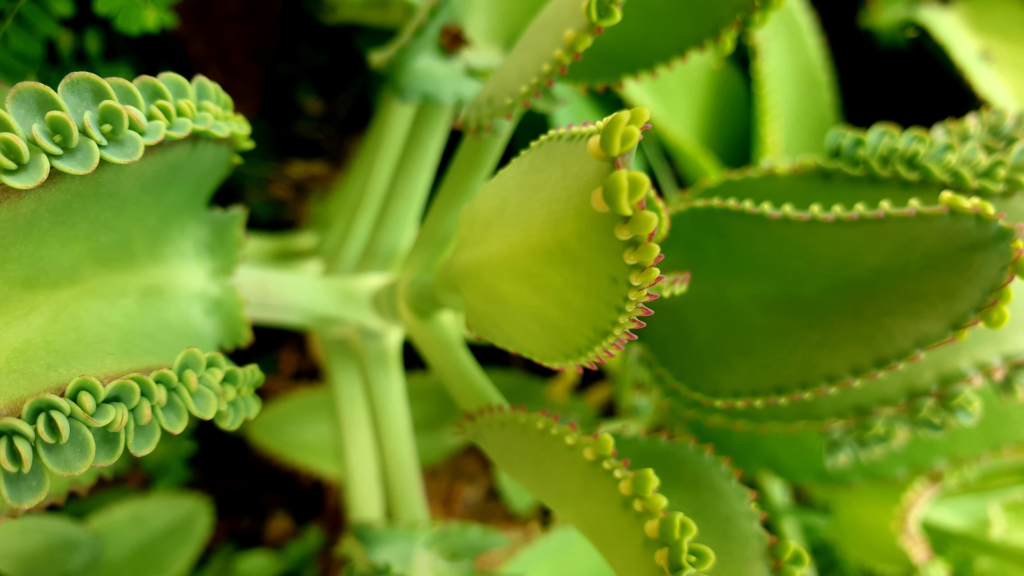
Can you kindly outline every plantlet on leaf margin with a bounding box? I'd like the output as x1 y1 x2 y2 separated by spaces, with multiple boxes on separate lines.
0 70 258 510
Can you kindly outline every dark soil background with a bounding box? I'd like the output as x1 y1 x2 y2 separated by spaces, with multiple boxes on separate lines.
46 0 982 573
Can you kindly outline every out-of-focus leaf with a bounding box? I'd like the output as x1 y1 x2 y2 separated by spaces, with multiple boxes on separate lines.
493 468 538 517
0 515 102 576
862 0 1024 109
319 0 419 29
348 522 506 576
619 51 750 184
87 491 215 576
245 386 346 481
499 525 615 576
747 0 840 164
245 369 597 479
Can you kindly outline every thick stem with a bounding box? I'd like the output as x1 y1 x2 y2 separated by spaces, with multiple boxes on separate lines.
755 470 820 576
355 328 431 524
402 307 506 410
322 90 420 270
244 230 319 266
402 118 518 288
359 102 455 272
235 263 393 331
320 331 387 524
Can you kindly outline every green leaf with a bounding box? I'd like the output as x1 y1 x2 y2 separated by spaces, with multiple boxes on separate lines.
868 0 1024 109
0 70 252 420
458 0 622 131
462 0 550 53
619 51 751 183
0 461 50 509
245 368 598 479
0 137 249 415
724 277 1024 425
350 521 507 576
747 0 841 164
499 525 615 576
643 190 1017 403
463 409 714 576
493 468 538 517
807 481 917 574
440 110 663 370
613 434 774 576
0 514 102 576
564 0 764 87
244 386 345 481
87 491 215 576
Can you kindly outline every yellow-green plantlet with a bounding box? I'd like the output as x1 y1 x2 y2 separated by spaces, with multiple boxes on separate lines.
0 71 262 510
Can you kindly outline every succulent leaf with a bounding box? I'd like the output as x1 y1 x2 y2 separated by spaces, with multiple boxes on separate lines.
644 189 1018 404
458 0 623 131
0 71 254 421
86 491 216 576
0 514 102 576
747 0 841 163
613 433 776 576
246 368 598 479
440 109 663 371
500 525 616 576
0 348 262 508
462 0 551 53
461 408 712 576
706 278 1024 425
564 0 771 87
865 0 1024 109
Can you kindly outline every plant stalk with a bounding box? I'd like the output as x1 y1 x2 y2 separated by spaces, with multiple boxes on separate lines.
401 117 518 291
359 102 455 272
235 263 394 331
320 331 388 524
355 328 431 524
401 307 506 410
321 90 419 270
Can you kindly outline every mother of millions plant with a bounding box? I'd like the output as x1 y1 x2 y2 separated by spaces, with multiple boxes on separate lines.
4 0 1024 575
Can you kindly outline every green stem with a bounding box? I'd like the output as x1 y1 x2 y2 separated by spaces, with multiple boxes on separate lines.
401 306 506 410
321 90 419 270
755 470 819 576
396 119 519 411
359 102 455 272
355 328 431 524
235 263 394 331
244 230 320 266
401 117 518 291
320 331 388 524
640 129 682 201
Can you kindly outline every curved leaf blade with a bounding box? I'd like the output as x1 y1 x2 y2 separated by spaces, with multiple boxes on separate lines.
644 192 1017 402
0 515 102 576
87 491 215 576
747 0 841 164
463 408 713 576
441 111 663 371
564 0 764 87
